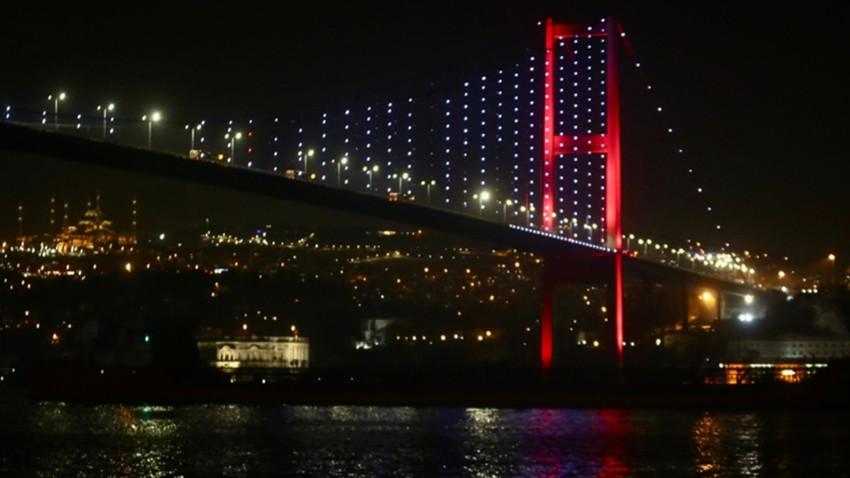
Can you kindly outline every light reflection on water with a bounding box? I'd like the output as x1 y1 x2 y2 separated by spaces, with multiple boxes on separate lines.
693 413 724 476
2 400 850 477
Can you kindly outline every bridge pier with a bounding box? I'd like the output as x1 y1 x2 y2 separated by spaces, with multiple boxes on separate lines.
541 251 624 369
541 251 762 370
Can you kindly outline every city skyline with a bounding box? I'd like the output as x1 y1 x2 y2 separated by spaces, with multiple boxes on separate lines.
0 1 847 263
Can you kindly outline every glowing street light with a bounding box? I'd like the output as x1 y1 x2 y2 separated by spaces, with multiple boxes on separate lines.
503 199 513 223
226 131 242 163
186 122 203 150
474 191 490 216
337 156 348 186
519 206 528 226
623 233 635 250
638 238 652 256
97 103 114 139
829 253 837 284
142 111 161 148
363 164 379 192
562 217 578 238
48 92 66 131
421 179 436 203
393 172 409 195
584 222 598 241
299 149 314 176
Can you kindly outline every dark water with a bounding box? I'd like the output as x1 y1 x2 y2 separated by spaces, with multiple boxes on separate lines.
1 394 849 477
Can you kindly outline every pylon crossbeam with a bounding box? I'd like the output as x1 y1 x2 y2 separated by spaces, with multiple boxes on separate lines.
553 135 608 155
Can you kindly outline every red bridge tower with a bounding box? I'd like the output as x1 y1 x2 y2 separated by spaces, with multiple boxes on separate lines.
540 17 624 368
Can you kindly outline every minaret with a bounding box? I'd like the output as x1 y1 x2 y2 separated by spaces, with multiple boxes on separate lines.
132 197 138 242
63 200 69 229
49 196 56 235
17 203 22 238
95 192 102 222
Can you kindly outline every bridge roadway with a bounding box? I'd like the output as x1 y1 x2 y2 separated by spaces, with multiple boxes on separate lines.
0 122 578 251
0 121 755 295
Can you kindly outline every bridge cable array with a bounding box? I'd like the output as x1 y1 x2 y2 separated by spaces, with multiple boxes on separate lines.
615 20 729 252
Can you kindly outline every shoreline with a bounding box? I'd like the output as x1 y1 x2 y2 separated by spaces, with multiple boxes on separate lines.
10 365 849 409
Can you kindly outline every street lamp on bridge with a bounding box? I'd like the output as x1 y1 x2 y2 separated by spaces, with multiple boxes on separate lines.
337 156 348 186
226 132 242 163
48 92 66 131
393 172 409 196
584 222 598 242
142 111 161 149
502 199 513 223
473 191 490 217
186 122 203 150
299 149 314 176
624 233 634 251
421 179 436 203
97 103 114 139
363 165 379 193
829 253 837 285
562 217 578 238
519 204 535 228
637 238 652 256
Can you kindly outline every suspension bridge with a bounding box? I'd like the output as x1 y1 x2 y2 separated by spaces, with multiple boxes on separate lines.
0 17 763 368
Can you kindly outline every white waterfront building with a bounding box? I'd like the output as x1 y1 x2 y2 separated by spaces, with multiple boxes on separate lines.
715 334 849 384
727 335 850 361
197 336 309 380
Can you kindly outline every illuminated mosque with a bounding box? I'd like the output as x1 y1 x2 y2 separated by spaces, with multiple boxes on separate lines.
16 193 137 254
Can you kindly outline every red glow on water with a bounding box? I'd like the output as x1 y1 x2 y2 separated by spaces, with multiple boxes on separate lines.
595 409 631 477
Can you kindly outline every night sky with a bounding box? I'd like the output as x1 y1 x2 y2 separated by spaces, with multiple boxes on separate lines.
1 1 847 264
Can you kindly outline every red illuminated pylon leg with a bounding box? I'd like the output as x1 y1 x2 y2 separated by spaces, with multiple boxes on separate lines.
540 17 624 367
